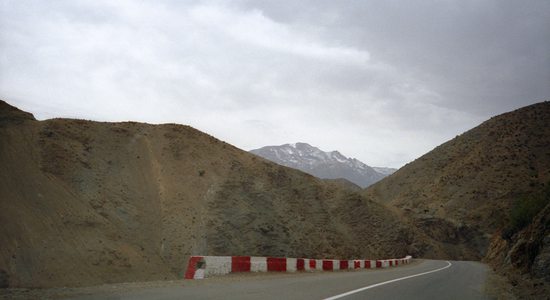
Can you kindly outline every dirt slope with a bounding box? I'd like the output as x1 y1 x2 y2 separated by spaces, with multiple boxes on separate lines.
364 101 550 260
0 100 415 288
484 183 550 299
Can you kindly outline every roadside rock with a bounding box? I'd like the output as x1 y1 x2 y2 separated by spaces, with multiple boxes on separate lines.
531 234 550 280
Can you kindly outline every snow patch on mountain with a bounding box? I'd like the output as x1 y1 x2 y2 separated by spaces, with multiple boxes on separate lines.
250 142 397 188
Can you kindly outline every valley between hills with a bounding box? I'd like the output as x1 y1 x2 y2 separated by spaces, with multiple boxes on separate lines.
1 99 549 298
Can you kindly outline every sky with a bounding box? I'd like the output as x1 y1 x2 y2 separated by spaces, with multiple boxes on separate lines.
1 1 549 168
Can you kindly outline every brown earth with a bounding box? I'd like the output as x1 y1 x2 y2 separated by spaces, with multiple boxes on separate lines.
3 99 548 297
364 101 550 297
364 102 550 258
484 198 550 299
0 100 419 288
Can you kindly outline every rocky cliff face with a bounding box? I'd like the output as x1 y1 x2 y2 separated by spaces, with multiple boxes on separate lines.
0 100 414 288
485 198 550 298
250 143 395 188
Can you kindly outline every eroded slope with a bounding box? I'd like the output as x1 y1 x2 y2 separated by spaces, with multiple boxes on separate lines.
0 100 413 288
365 101 550 260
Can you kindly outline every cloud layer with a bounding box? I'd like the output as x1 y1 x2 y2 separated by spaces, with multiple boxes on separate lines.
1 0 548 167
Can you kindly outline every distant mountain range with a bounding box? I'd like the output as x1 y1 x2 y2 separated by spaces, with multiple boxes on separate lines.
250 143 396 188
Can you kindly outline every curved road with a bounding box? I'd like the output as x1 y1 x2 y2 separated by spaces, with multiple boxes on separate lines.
71 260 491 300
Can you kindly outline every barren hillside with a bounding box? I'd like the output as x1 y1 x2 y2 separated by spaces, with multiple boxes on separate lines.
365 102 550 259
0 100 417 288
363 102 550 297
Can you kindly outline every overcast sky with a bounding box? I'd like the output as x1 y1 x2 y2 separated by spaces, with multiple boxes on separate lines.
1 0 548 168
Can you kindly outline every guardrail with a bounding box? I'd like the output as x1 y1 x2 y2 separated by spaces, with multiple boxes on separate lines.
185 255 412 279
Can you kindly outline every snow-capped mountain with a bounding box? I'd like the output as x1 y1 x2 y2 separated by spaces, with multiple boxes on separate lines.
371 167 397 176
250 143 396 188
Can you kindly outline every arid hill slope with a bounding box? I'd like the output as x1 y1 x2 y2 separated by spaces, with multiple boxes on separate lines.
365 101 550 260
485 196 550 299
0 100 416 288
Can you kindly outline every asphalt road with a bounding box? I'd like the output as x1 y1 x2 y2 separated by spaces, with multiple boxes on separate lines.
70 260 491 300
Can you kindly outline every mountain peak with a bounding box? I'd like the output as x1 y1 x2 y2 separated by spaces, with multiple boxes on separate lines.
285 142 315 149
250 143 396 188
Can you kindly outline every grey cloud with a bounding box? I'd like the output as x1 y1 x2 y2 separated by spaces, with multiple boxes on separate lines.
0 0 548 168
240 0 550 114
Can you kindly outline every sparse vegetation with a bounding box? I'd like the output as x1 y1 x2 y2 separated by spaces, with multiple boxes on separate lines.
0 99 413 288
503 183 550 240
2 98 550 296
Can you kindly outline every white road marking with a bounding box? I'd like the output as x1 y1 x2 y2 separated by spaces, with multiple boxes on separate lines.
323 261 453 300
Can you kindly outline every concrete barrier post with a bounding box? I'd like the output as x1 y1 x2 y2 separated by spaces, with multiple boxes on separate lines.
287 258 297 272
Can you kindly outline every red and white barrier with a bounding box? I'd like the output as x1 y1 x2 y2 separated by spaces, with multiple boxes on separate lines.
185 255 412 279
